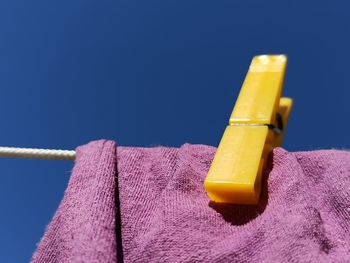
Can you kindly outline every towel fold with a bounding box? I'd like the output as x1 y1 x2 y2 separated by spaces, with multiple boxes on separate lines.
32 140 350 262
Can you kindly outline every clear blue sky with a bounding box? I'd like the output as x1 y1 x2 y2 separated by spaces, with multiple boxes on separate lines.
0 1 349 261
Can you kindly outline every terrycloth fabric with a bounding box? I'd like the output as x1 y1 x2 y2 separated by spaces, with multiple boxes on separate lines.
31 140 118 263
32 140 350 262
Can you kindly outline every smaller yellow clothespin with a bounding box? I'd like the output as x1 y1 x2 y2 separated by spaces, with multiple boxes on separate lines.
204 55 293 205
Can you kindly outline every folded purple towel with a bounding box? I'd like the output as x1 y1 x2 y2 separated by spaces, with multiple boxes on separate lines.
32 140 350 262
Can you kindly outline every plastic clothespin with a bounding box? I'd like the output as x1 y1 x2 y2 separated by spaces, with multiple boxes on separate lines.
204 55 293 205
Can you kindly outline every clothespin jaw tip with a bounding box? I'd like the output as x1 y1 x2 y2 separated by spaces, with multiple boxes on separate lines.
204 54 292 205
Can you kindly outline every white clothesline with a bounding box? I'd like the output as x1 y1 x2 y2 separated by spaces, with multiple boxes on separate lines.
0 146 75 160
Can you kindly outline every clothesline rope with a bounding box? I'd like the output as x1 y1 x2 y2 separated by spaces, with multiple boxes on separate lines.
0 146 75 160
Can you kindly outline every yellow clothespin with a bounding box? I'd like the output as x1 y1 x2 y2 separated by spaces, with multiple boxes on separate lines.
204 55 293 205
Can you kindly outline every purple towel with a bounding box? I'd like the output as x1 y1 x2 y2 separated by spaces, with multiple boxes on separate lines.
32 140 350 262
